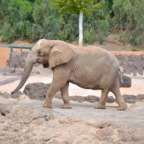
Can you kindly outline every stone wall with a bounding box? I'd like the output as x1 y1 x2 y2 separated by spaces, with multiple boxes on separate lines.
6 51 144 77
7 51 29 68
115 54 144 76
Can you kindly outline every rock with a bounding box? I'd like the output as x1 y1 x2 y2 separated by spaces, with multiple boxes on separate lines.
0 104 12 116
123 95 137 103
119 75 131 87
23 83 51 100
115 54 144 76
106 96 116 103
23 82 144 104
11 91 22 99
96 127 114 141
70 95 85 103
2 125 11 131
33 118 45 125
137 94 144 101
0 104 42 123
118 128 144 142
11 124 22 132
46 139 59 144
0 92 11 98
7 51 29 68
85 95 99 103
45 113 55 121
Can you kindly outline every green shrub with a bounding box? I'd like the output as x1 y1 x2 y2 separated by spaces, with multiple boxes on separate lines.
132 48 140 51
112 0 144 48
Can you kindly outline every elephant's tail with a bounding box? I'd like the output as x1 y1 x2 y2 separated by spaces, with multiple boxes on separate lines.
118 67 132 87
119 67 123 84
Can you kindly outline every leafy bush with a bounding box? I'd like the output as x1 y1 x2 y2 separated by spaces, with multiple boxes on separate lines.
0 0 111 44
112 0 144 48
1 0 32 42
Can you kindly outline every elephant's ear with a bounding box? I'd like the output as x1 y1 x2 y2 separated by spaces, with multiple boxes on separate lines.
49 44 74 68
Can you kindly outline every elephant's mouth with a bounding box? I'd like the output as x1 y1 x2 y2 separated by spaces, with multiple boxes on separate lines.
37 57 43 63
37 57 49 68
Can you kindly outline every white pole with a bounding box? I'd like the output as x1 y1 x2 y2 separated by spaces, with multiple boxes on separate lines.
79 11 83 46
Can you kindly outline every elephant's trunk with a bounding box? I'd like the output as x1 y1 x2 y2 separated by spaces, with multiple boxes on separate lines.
11 60 34 94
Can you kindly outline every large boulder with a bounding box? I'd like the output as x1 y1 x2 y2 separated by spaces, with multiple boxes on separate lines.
23 82 51 100
119 75 131 87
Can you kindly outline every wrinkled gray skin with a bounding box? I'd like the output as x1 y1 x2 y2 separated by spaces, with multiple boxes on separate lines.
12 39 127 110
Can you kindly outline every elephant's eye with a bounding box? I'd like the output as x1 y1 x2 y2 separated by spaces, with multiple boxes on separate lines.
38 50 42 55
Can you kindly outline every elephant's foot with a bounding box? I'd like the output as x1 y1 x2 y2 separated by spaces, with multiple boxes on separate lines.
117 104 127 111
43 101 52 108
62 103 72 109
94 103 106 109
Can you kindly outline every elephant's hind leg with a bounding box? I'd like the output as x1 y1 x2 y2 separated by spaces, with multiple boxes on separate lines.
95 89 109 109
60 82 72 109
111 79 127 110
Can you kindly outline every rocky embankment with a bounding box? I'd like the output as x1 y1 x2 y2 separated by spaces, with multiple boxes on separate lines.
0 92 144 144
2 51 144 77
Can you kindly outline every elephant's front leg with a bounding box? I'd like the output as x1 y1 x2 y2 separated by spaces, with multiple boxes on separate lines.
43 66 71 108
60 82 72 109
43 82 61 108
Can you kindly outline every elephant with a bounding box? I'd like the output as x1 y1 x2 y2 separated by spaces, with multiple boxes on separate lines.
12 39 127 110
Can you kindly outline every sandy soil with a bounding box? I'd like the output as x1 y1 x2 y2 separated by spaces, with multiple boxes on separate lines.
0 93 144 144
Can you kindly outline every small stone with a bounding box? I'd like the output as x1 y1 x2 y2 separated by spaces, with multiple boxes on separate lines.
0 117 6 123
106 137 114 142
11 91 22 99
45 114 55 121
0 131 6 136
26 127 34 133
11 125 21 132
46 138 59 144
2 125 10 131
1 92 11 98
42 132 60 141
42 135 51 141
96 127 114 141
45 121 60 128
33 118 45 125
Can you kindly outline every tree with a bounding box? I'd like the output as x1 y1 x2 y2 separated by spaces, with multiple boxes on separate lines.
53 0 100 46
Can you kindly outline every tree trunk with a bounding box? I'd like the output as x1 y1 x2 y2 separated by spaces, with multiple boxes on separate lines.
78 11 83 46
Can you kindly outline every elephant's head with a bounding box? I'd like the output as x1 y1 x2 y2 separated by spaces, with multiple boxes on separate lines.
11 39 74 94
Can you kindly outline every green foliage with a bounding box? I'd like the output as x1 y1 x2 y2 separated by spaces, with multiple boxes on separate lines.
1 0 32 42
1 0 143 48
1 0 110 44
132 48 140 51
31 0 65 41
112 0 144 48
53 0 100 15
112 0 144 30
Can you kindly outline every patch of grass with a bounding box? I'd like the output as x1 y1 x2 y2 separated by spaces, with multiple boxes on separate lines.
132 48 140 51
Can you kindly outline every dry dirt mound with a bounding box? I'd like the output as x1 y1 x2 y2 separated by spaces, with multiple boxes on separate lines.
0 96 144 144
